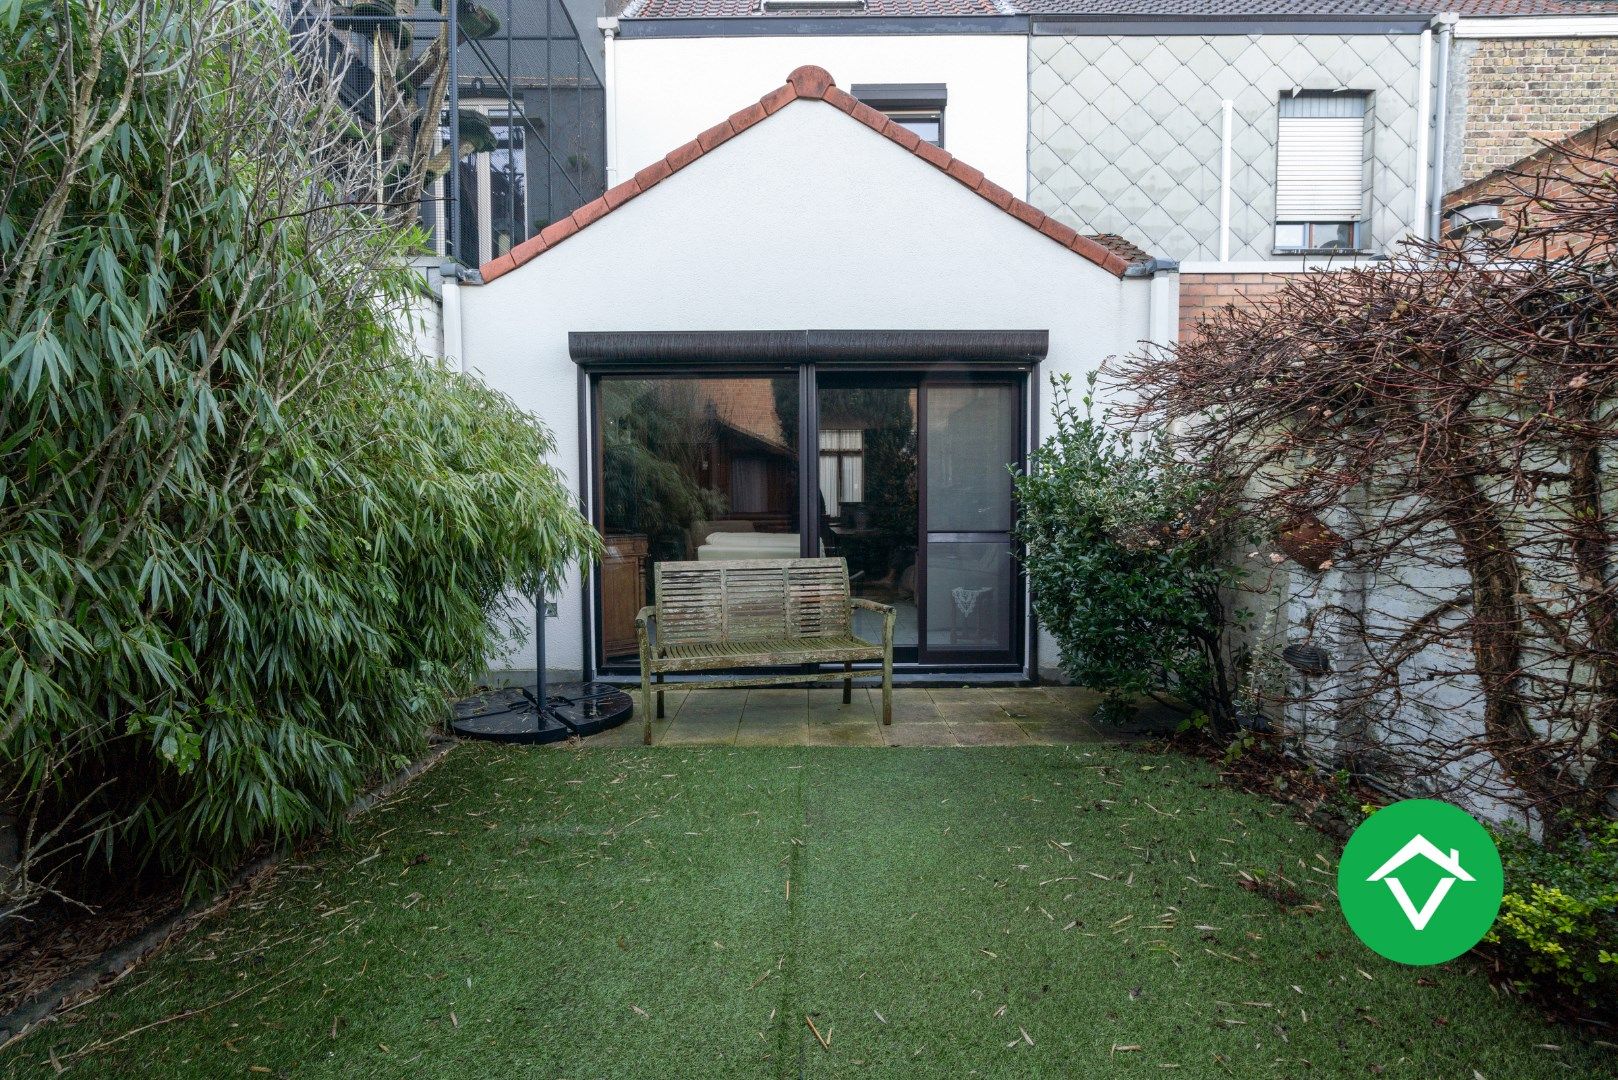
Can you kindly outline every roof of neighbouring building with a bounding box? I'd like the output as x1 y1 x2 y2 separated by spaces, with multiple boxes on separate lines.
1084 233 1155 265
623 0 1616 18
1444 113 1618 208
477 65 1150 284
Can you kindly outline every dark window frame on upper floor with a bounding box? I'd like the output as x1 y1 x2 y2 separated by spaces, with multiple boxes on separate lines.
852 83 947 148
1273 90 1374 256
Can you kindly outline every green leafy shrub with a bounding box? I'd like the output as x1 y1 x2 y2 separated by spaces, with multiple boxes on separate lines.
1013 375 1241 729
1487 817 1618 1015
0 0 596 902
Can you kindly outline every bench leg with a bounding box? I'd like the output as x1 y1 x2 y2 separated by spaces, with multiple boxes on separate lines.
842 662 852 705
655 671 666 719
881 653 893 725
641 667 654 745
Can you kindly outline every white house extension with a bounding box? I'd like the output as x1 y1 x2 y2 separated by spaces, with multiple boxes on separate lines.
449 65 1176 685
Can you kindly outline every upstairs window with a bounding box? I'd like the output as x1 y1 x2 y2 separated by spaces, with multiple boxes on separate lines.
852 83 946 148
1275 92 1369 253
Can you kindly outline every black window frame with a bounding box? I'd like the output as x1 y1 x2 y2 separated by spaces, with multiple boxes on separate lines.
571 330 1044 682
851 82 947 148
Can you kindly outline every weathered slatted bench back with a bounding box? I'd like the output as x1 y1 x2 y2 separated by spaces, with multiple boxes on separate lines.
654 558 851 645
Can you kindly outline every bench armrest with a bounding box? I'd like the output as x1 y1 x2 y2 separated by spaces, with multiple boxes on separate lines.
850 596 896 648
636 606 657 663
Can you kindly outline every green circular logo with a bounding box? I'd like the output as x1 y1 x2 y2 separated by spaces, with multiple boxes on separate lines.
1337 799 1503 965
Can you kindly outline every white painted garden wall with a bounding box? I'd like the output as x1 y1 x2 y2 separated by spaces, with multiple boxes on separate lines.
607 33 1029 198
459 94 1158 678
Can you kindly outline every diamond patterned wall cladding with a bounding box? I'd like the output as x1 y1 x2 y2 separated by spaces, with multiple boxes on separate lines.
1029 35 1424 262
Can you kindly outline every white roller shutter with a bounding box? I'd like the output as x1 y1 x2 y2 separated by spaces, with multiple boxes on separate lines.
1276 94 1367 221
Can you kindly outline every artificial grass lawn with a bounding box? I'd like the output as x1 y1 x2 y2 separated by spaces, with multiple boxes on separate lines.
6 746 1611 1078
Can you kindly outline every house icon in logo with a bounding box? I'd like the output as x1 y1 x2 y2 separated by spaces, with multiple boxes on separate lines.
1366 834 1475 931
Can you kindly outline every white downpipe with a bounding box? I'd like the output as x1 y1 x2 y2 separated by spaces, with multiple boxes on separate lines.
441 272 465 374
1428 14 1456 240
599 18 620 188
1218 99 1233 262
1413 28 1432 239
1148 267 1180 347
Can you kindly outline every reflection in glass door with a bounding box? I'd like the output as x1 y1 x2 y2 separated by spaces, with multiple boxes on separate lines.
596 375 800 665
920 383 1020 663
593 370 1023 673
816 381 919 658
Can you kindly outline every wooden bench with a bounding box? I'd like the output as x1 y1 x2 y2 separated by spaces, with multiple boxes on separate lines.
635 557 894 744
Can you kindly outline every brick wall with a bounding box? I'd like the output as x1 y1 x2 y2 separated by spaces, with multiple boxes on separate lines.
1445 117 1615 258
1459 37 1618 184
1178 272 1298 341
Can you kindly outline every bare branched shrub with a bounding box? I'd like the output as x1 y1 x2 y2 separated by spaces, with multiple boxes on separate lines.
1112 136 1618 830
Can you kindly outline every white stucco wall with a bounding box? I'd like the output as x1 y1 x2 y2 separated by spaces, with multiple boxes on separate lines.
608 34 1030 198
460 95 1158 676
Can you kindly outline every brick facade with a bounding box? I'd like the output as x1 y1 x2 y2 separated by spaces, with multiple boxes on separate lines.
1445 116 1615 258
1177 272 1297 341
1458 37 1618 184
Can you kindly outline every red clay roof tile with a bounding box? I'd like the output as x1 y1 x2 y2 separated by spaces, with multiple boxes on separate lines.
602 178 641 210
822 85 859 114
884 122 923 153
728 101 769 132
632 157 674 191
758 83 797 115
975 177 1016 212
475 66 1149 283
945 158 985 191
571 198 613 231
696 118 738 152
479 251 519 284
538 216 579 247
786 64 834 99
665 138 705 171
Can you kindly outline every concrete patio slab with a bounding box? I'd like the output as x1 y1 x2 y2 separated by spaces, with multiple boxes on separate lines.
741 689 810 723
885 688 952 724
950 720 1035 746
736 690 810 746
805 721 886 747
1013 720 1108 744
807 688 877 724
591 686 1156 748
881 722 960 747
660 689 743 745
932 698 1016 725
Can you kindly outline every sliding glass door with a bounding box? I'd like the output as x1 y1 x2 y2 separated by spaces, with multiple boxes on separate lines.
817 379 920 661
592 368 1023 673
595 375 800 664
919 383 1020 663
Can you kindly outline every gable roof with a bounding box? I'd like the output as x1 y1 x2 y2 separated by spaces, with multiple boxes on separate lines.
477 65 1140 284
625 0 1614 19
1366 835 1475 882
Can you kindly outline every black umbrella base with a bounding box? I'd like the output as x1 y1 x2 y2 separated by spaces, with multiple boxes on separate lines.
450 682 634 744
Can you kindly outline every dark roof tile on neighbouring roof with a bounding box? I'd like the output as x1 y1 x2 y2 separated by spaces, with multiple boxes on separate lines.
1085 233 1156 265
478 65 1144 284
1447 0 1618 11
626 0 1003 15
626 0 1616 17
